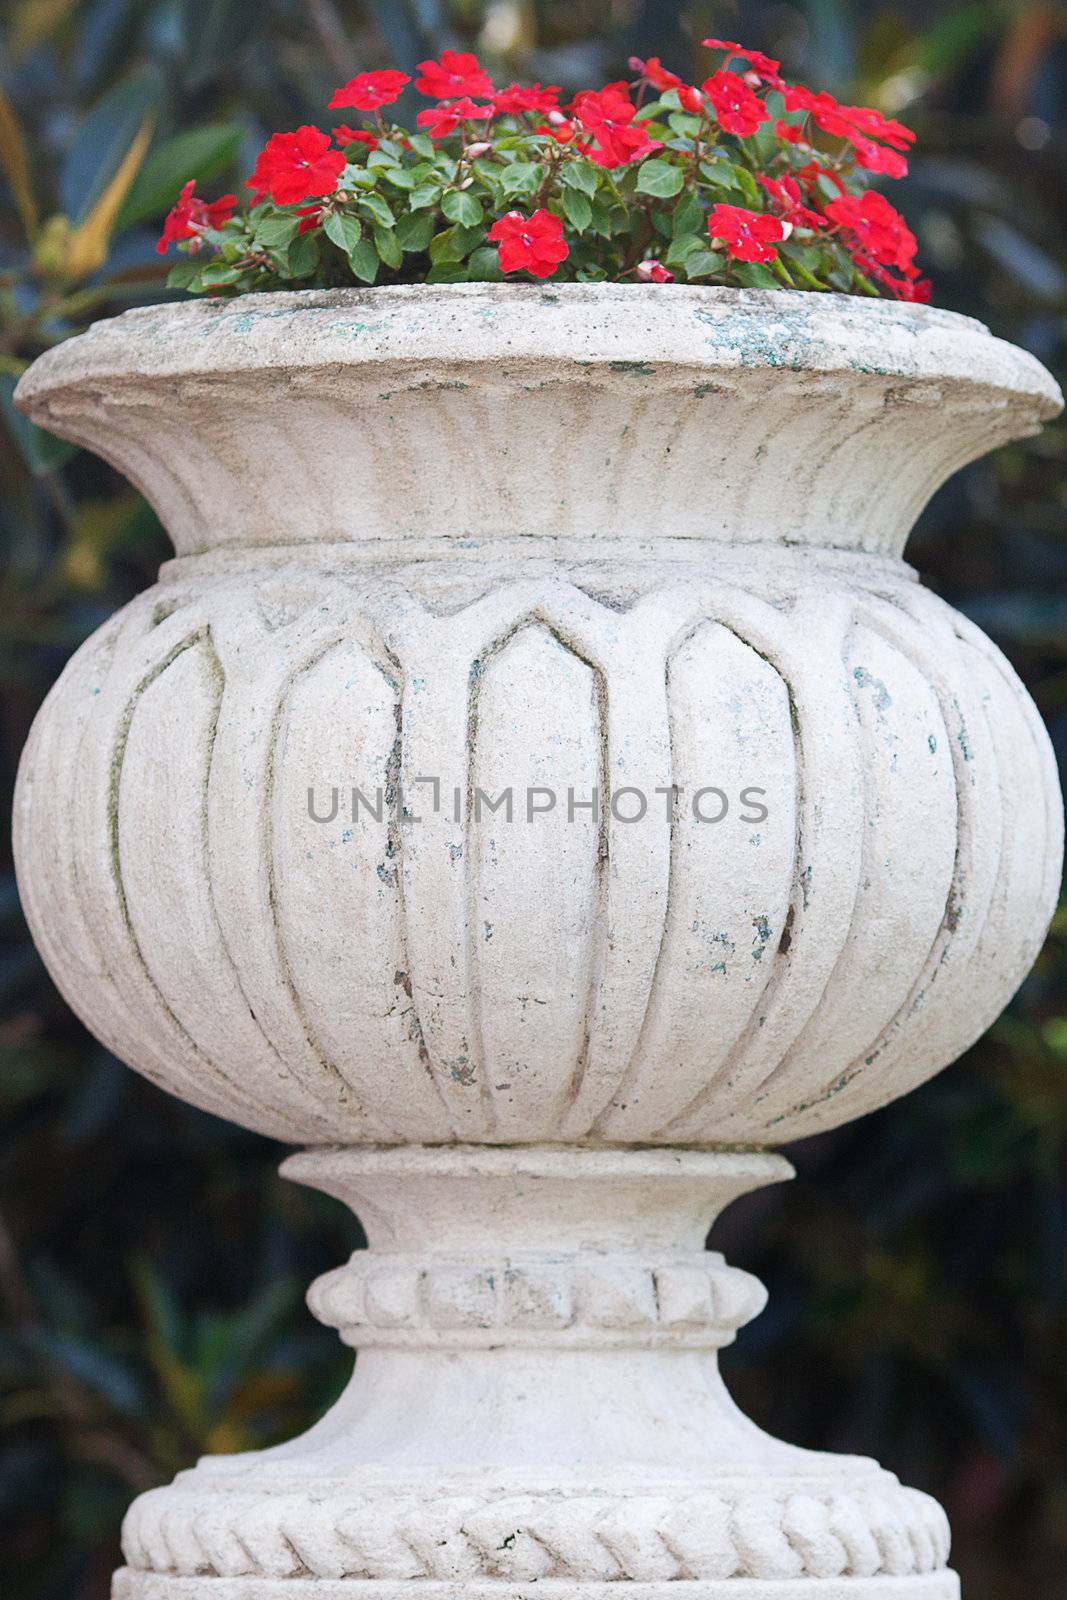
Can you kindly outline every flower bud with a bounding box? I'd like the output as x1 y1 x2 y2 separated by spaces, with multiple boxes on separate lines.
464 141 492 158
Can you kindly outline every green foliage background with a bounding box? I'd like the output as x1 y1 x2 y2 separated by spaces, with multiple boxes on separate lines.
1 3 1065 1597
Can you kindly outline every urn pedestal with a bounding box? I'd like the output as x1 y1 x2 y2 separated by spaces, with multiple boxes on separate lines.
13 285 1064 1600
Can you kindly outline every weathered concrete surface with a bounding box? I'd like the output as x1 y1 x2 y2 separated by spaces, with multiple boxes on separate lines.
12 286 1062 1600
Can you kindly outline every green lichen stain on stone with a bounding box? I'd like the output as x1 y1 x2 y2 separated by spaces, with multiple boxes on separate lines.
928 734 938 754
608 360 656 375
853 665 892 712
692 305 820 370
752 914 772 960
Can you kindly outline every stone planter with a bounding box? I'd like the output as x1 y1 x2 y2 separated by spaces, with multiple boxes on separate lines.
13 284 1064 1600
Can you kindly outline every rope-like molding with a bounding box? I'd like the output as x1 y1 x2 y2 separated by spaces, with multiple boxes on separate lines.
122 1482 951 1583
307 1251 766 1349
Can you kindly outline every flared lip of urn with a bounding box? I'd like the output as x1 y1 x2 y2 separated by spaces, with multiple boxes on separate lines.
14 282 1063 425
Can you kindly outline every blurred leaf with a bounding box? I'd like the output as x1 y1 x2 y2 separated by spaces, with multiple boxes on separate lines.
65 113 156 280
115 123 242 231
24 1329 144 1416
973 213 1067 301
0 375 78 475
914 2 1008 77
0 84 38 240
183 0 258 89
60 70 165 226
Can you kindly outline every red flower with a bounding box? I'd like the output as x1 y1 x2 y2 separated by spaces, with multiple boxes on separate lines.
415 50 493 100
295 204 324 234
702 37 782 85
840 104 915 151
855 252 931 302
825 190 917 271
637 258 674 283
332 125 380 150
775 118 807 145
247 127 346 205
328 70 410 112
796 159 846 195
492 82 561 115
781 84 853 139
538 112 577 144
702 70 770 138
757 173 824 231
487 208 569 278
572 83 662 167
707 203 785 263
156 180 235 254
639 55 684 92
415 98 493 139
782 87 914 173
632 57 704 113
849 134 908 178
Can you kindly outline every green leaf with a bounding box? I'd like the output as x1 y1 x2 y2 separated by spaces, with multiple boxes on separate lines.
561 161 598 198
499 162 542 197
408 182 443 211
373 225 402 269
357 191 396 228
284 233 320 279
253 214 299 250
323 212 363 253
409 134 435 160
200 263 245 288
635 158 684 199
427 263 470 282
588 198 615 236
682 250 725 280
115 124 241 231
465 245 504 281
395 211 435 253
732 261 777 289
562 188 592 232
380 165 417 190
665 232 706 267
672 192 705 236
165 257 204 288
429 223 482 264
347 237 379 283
728 163 761 207
442 189 485 227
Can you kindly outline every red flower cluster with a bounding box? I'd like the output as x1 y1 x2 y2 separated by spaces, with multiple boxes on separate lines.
702 37 783 85
702 70 769 138
707 204 785 264
571 83 662 168
156 180 235 254
416 98 493 139
160 36 928 301
415 50 493 100
246 126 346 205
781 84 915 177
329 70 410 112
486 209 569 278
491 82 561 116
825 190 928 299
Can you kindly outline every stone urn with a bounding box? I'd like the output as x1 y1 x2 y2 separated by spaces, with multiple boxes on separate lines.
13 285 1063 1600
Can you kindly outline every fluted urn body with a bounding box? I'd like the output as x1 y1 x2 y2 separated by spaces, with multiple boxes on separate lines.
13 285 1063 1600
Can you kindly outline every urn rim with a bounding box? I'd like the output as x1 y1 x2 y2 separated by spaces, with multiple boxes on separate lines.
14 281 1062 425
